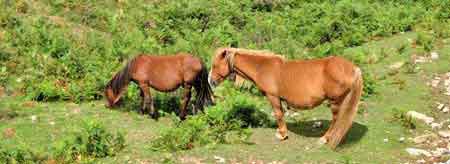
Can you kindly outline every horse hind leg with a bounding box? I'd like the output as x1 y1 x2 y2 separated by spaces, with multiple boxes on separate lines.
320 101 341 145
324 68 363 149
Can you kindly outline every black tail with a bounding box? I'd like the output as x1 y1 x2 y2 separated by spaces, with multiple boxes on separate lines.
193 62 214 111
105 59 134 105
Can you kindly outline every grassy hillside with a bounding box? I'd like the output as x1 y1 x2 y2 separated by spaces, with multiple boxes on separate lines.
1 0 450 163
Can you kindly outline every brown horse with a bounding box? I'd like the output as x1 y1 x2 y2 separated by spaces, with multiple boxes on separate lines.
105 53 214 119
208 48 363 148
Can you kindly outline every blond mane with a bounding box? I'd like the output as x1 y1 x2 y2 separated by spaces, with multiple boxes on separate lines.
215 47 285 60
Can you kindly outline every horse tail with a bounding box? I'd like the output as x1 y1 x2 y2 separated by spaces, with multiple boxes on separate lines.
193 62 214 111
105 58 134 106
327 67 363 149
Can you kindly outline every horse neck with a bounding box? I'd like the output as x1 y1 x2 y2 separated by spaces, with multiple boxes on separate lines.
232 54 267 83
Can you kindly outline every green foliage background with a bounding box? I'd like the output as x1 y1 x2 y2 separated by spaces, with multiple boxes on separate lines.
0 0 449 101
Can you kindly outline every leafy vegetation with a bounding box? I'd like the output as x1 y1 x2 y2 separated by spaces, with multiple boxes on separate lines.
0 121 125 163
1 0 449 102
150 91 268 151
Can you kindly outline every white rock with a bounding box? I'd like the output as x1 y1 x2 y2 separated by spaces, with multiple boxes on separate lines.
312 121 322 128
31 115 37 123
438 130 450 138
437 103 445 110
431 52 439 60
213 156 225 163
413 134 438 144
431 148 450 157
431 122 442 129
443 107 449 113
399 137 405 142
416 159 426 164
406 111 434 124
406 148 431 156
383 138 389 143
389 62 405 69
431 79 440 88
49 121 55 126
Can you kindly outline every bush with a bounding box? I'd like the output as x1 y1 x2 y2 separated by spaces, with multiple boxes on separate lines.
149 91 271 152
1 0 449 102
0 147 46 164
53 121 125 163
391 108 416 130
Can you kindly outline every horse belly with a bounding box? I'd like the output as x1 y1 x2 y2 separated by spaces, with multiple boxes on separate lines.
283 95 325 110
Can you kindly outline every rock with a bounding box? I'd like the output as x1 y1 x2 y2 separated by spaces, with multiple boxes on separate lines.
431 80 440 87
383 138 389 143
431 148 450 157
443 107 449 113
437 103 445 110
406 148 431 156
49 121 55 126
214 156 225 163
3 128 15 138
438 130 450 138
407 111 434 124
431 123 443 129
312 121 322 128
431 52 439 60
399 137 405 142
389 62 405 70
31 115 37 123
413 134 438 144
416 159 426 164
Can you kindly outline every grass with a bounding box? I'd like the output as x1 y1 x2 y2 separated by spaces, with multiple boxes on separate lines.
1 32 450 163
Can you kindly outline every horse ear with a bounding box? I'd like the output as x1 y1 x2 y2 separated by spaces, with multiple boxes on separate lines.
219 49 228 59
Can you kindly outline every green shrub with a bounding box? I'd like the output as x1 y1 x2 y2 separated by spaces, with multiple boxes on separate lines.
0 147 46 164
1 0 449 102
391 108 416 130
416 32 435 52
53 121 125 163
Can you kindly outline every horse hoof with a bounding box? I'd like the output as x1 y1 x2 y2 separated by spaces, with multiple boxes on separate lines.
275 132 288 141
318 136 328 145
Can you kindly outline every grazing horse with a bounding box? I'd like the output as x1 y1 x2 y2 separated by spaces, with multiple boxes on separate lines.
208 48 363 148
105 53 214 119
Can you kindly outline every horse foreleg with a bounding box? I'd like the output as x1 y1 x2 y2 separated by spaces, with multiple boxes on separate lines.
267 95 288 140
139 82 156 118
180 84 192 120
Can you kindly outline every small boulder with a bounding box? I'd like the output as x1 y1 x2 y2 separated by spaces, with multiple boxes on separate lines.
438 130 450 138
413 134 438 144
431 52 439 60
407 111 434 124
406 148 431 156
389 62 405 70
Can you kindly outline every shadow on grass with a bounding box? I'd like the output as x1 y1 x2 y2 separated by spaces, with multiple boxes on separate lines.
287 120 368 147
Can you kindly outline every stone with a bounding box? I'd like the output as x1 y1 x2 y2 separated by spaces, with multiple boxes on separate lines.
437 103 445 110
312 121 322 128
406 148 431 156
383 138 389 143
413 134 438 144
431 123 443 129
31 115 37 123
431 79 440 88
389 62 405 70
431 52 439 60
438 130 450 138
443 107 449 113
407 111 434 124
214 156 225 163
399 137 405 142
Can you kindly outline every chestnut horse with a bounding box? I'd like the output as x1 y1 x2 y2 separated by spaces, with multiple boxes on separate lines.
105 53 214 119
208 48 363 148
